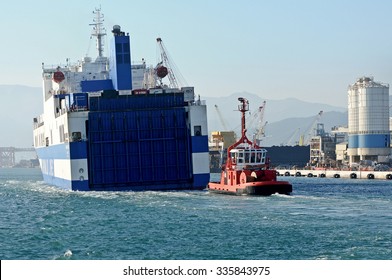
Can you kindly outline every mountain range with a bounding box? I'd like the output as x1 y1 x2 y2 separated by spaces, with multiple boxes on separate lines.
205 91 348 147
0 85 349 147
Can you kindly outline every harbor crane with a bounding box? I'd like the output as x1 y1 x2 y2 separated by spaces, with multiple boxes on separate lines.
155 37 186 88
300 110 323 146
253 101 267 145
245 101 267 145
214 104 230 131
284 127 301 146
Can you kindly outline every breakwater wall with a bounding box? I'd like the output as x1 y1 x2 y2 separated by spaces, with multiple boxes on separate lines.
276 169 392 180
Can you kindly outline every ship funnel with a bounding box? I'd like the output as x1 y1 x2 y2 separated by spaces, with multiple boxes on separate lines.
109 24 132 91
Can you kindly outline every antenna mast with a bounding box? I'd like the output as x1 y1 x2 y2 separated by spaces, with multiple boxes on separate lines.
90 7 106 57
238 97 249 137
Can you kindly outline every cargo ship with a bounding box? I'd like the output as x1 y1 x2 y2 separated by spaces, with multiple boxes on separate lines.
32 9 209 191
208 98 292 195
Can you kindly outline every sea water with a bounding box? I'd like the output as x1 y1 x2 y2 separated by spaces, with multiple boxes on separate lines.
1 168 391 260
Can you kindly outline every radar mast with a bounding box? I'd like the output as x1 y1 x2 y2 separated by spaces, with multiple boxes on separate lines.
90 7 106 57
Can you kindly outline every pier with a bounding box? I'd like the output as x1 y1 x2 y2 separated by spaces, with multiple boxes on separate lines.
276 169 392 180
0 147 37 168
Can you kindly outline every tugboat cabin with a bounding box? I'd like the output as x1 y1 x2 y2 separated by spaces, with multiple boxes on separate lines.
229 147 267 169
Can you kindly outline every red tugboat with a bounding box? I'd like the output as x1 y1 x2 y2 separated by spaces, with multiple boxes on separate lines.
208 97 292 195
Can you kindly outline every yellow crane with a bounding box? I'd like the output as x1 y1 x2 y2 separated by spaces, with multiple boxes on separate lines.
299 110 323 146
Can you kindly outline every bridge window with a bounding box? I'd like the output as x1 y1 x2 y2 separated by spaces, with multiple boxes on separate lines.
71 132 82 142
194 125 202 136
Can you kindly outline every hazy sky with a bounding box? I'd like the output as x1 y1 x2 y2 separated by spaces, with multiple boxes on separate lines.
1 0 392 107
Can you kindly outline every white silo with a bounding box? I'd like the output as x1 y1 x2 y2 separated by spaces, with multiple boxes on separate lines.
347 77 390 165
347 80 359 156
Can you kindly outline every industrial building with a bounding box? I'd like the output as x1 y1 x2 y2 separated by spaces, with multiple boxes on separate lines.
309 124 337 167
347 77 390 165
304 75 392 169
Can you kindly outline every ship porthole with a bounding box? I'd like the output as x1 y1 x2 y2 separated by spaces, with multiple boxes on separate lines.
79 176 84 181
79 168 84 174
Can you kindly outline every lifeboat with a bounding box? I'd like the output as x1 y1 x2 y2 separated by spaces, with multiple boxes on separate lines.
52 70 65 83
208 97 292 196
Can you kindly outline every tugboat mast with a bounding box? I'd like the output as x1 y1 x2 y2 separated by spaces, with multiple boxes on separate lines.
238 97 249 137
90 7 106 57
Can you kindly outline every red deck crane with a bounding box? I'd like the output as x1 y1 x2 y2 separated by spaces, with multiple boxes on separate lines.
156 37 186 88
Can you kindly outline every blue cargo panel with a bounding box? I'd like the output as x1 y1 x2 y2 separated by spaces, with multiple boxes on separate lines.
87 107 192 190
89 92 185 111
81 79 114 92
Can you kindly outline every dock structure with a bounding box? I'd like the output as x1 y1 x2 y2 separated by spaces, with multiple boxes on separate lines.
276 169 392 180
0 147 35 167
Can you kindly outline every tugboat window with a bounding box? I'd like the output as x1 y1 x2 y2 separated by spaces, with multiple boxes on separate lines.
230 151 236 164
245 151 250 163
237 151 244 163
250 151 256 163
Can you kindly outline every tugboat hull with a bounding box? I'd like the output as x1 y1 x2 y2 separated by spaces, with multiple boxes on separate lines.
208 181 292 196
244 182 292 195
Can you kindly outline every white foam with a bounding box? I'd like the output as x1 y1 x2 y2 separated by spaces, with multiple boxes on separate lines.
64 249 72 257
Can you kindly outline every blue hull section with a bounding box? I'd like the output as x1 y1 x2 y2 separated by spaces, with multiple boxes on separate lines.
88 183 204 191
41 173 90 191
35 142 87 160
41 172 204 191
36 143 90 191
193 173 209 189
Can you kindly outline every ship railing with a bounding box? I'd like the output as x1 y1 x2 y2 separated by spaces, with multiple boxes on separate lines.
231 163 267 171
189 100 206 106
56 108 67 117
55 106 89 118
33 122 44 129
33 114 45 129
69 106 89 112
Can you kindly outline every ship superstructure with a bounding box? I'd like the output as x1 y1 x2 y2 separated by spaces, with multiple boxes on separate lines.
33 9 209 191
